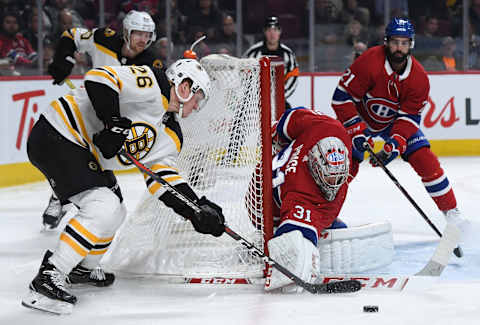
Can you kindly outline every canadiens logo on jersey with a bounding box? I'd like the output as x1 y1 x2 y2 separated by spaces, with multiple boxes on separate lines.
118 122 157 165
364 96 399 128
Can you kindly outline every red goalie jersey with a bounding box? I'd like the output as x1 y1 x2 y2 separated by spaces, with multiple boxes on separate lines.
269 108 352 245
332 45 429 140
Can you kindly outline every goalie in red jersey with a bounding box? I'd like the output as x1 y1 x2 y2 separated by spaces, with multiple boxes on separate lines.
331 18 469 237
263 107 353 293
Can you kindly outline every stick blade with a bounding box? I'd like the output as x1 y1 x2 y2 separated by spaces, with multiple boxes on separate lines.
311 280 362 294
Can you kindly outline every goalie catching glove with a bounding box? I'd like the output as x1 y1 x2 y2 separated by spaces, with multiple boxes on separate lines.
369 134 406 167
93 116 132 159
190 196 225 237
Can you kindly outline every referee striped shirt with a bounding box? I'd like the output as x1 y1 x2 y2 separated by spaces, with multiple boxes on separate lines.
243 41 299 99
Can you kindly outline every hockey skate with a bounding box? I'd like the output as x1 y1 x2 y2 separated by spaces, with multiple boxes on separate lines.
443 208 470 234
42 194 67 230
22 250 77 315
69 264 115 287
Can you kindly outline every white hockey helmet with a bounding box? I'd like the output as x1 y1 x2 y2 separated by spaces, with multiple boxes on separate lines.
123 10 156 50
307 136 349 201
166 59 211 108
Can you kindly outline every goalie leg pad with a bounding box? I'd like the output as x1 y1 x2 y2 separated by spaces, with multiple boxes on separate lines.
265 230 320 293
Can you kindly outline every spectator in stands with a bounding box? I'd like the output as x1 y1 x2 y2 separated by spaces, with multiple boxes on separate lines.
186 0 223 40
44 0 84 37
421 36 461 71
213 14 249 56
373 0 408 22
312 0 343 44
367 22 385 47
341 40 367 69
0 12 37 75
343 19 369 46
470 0 480 36
339 0 370 26
415 16 443 60
23 7 55 51
153 37 175 67
155 0 186 45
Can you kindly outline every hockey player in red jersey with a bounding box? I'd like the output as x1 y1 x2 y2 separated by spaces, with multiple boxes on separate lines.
264 107 352 293
331 17 469 238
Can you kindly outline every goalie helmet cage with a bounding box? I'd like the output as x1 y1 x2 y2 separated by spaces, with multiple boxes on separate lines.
102 55 285 280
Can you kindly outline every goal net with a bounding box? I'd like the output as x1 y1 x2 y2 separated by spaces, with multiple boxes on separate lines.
102 55 285 280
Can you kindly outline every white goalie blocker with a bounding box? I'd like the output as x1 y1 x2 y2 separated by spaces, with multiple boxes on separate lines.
317 221 394 273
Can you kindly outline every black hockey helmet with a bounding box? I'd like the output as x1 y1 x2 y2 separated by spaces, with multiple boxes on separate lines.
264 16 281 30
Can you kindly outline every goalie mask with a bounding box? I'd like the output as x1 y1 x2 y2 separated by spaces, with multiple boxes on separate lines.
123 10 156 50
307 137 349 201
166 59 211 112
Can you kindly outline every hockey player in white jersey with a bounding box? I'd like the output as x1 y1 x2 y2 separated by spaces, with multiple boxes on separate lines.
22 59 225 314
42 10 162 229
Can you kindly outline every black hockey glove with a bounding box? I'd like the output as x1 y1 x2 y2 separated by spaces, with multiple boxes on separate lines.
48 56 75 85
93 116 132 159
190 196 225 237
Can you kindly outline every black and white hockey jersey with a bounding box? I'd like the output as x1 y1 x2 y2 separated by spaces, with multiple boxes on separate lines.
243 41 299 99
59 27 163 69
42 65 185 198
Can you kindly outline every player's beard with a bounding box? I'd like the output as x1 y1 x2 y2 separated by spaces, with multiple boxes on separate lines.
386 48 409 64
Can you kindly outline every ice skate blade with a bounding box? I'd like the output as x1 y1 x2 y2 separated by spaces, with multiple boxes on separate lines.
21 290 73 315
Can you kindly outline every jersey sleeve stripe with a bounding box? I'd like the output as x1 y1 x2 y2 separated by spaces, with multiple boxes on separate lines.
101 66 123 91
61 28 75 40
277 107 303 142
64 95 102 164
165 127 181 152
94 43 118 60
148 175 184 196
285 66 299 80
85 69 121 92
51 100 88 148
397 116 420 129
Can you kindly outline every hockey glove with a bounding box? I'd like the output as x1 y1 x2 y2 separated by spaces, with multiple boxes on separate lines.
190 196 225 237
369 134 407 167
48 56 75 85
93 116 132 159
343 116 373 162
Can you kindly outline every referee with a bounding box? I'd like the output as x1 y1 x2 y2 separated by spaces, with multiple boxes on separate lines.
244 16 299 109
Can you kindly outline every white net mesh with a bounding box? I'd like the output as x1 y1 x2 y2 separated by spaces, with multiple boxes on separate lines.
103 55 275 278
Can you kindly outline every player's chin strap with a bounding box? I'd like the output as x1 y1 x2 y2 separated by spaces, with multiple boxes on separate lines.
178 103 184 119
364 142 463 258
118 148 361 295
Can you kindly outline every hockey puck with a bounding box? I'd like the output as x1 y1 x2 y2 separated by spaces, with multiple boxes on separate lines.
363 305 379 313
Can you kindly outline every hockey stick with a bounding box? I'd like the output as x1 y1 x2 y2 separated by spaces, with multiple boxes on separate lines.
364 144 463 258
118 148 361 294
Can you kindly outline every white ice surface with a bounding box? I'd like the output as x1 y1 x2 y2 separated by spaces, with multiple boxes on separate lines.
1 157 479 324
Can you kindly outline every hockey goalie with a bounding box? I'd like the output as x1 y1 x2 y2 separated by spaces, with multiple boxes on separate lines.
256 107 393 293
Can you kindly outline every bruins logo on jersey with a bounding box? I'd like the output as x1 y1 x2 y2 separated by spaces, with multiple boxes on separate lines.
118 122 157 165
104 28 116 37
153 59 163 69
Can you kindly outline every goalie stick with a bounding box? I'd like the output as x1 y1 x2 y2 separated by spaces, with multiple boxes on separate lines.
118 149 361 295
364 144 463 258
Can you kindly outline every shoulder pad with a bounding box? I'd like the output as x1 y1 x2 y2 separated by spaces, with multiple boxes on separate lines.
93 28 122 53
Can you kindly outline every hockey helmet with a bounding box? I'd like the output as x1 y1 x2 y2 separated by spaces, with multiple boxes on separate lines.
264 16 281 30
166 59 211 109
307 137 349 201
385 17 415 48
123 10 156 50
